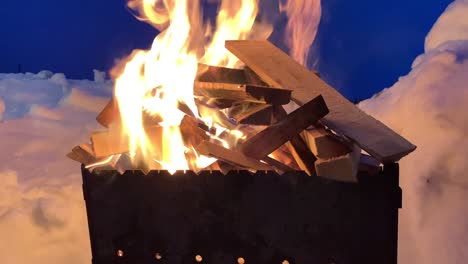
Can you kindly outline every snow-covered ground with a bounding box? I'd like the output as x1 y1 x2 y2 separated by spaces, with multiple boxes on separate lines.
0 1 467 263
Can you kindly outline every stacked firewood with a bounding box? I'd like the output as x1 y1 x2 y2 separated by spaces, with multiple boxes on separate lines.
68 40 416 182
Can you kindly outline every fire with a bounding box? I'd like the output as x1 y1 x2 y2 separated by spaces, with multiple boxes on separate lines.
280 0 322 67
201 0 259 67
114 0 265 172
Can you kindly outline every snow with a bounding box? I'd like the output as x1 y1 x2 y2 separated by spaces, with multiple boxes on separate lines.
359 1 468 263
0 71 112 264
0 1 467 263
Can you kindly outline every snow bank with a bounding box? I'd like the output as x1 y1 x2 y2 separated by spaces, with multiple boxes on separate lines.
0 71 112 264
359 1 468 263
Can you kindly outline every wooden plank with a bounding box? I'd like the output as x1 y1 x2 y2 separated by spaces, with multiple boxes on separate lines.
272 105 317 176
303 127 351 159
194 81 292 105
67 145 96 165
96 98 119 128
91 127 129 158
244 66 269 86
91 125 164 158
225 40 416 162
315 144 361 182
196 141 273 171
227 103 273 125
196 63 247 84
239 95 329 160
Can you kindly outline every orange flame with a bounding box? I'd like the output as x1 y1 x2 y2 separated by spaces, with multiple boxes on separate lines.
280 0 321 67
113 0 270 172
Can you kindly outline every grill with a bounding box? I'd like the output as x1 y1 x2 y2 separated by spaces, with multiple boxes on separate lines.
82 163 401 264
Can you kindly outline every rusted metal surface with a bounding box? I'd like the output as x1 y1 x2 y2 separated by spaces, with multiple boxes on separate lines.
82 164 400 264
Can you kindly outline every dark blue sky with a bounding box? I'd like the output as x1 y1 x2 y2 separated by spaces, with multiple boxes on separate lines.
0 0 453 100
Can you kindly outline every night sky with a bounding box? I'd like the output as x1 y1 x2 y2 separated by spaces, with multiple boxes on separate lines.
0 0 453 101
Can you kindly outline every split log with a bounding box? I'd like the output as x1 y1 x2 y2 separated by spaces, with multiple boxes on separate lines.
196 63 247 84
315 144 361 182
196 141 273 171
227 103 273 125
239 95 329 160
272 105 317 176
225 40 416 162
302 127 351 159
96 98 119 128
194 81 292 105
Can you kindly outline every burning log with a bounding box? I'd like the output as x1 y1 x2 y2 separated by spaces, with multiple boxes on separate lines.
239 95 329 160
196 141 272 171
225 40 416 162
193 81 292 105
226 102 273 125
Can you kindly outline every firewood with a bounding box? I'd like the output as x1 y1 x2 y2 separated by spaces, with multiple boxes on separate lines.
260 156 297 173
302 127 351 159
227 103 273 125
196 63 247 84
96 98 119 128
201 98 236 109
272 105 317 176
239 95 329 161
196 141 273 171
194 81 292 105
91 125 164 158
225 40 416 162
67 145 96 165
315 144 361 182
180 115 209 148
244 66 268 86
91 127 128 158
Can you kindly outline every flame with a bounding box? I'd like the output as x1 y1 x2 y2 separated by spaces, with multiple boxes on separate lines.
201 0 259 68
280 0 322 67
113 0 268 171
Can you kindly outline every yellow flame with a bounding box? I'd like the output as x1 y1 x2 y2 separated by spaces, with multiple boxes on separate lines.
280 0 322 67
113 0 269 171
201 0 259 68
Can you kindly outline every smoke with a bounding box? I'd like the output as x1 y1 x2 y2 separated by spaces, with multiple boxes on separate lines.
280 0 322 67
359 1 468 263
